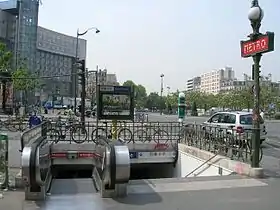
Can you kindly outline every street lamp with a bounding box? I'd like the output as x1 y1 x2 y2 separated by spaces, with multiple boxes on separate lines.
248 1 263 168
167 86 170 95
160 74 164 115
74 27 100 113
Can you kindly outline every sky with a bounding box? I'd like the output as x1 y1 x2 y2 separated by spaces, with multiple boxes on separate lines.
38 0 280 94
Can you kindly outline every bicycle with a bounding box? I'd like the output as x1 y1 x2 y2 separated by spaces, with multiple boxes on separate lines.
133 123 169 144
0 115 28 132
91 121 132 144
46 117 88 144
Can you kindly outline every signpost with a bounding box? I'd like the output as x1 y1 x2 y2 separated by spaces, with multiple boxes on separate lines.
240 0 274 168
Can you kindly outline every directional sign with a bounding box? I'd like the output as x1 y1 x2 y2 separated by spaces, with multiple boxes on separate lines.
99 86 114 92
240 32 274 58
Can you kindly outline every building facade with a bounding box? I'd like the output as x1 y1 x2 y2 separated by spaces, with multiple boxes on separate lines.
36 26 86 99
1 2 87 104
200 67 235 94
186 77 201 92
221 76 280 92
86 69 119 103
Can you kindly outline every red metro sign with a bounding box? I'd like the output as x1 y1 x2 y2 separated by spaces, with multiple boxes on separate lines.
240 32 274 58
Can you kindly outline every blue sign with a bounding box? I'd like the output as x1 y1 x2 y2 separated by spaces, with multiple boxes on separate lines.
129 151 138 159
114 86 130 93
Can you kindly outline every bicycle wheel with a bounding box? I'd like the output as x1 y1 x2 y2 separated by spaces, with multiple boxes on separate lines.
153 129 169 144
46 128 60 143
71 125 88 144
91 128 107 144
17 120 29 132
5 119 18 132
133 129 148 143
118 128 132 143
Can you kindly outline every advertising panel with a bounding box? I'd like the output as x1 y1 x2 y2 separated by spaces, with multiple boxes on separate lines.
97 85 134 120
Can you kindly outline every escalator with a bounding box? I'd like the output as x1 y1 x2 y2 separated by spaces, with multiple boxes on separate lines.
21 134 131 207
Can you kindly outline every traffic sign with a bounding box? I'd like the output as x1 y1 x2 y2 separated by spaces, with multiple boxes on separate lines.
240 32 274 58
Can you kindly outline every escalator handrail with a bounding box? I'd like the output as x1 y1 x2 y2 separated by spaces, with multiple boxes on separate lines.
29 125 48 190
20 121 49 152
108 144 116 189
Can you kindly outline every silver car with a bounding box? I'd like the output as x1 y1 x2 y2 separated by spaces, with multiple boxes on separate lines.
203 111 267 144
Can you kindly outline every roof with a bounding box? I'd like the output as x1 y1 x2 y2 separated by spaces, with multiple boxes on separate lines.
216 111 252 115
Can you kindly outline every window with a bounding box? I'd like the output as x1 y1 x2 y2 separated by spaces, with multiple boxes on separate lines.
209 114 223 123
223 114 236 124
239 114 264 125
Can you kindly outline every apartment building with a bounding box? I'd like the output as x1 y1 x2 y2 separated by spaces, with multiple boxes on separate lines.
220 80 246 92
186 77 201 92
200 67 235 94
221 73 280 92
86 69 119 102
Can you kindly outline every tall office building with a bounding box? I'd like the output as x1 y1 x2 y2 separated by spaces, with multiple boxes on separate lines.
36 26 86 99
0 1 87 103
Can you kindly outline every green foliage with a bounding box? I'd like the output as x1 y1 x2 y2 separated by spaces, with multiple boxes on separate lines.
12 63 40 91
191 101 198 116
145 92 166 110
181 84 280 111
123 80 147 108
0 42 13 72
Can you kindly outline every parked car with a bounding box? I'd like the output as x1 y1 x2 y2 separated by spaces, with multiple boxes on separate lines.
202 111 267 144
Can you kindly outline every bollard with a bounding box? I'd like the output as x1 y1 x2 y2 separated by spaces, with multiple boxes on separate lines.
178 92 186 123
0 133 8 190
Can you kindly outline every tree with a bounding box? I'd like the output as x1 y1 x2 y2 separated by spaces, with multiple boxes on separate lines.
191 101 198 116
12 61 40 108
0 42 13 111
123 80 147 109
12 67 39 91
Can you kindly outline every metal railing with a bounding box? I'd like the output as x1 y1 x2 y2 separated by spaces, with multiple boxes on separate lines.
185 153 218 177
44 120 181 146
179 123 262 164
134 112 149 123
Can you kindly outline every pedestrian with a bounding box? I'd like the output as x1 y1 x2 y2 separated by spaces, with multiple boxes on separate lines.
260 109 264 120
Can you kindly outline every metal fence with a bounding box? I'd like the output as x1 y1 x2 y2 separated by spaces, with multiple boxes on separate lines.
18 118 258 164
178 123 260 163
44 120 181 146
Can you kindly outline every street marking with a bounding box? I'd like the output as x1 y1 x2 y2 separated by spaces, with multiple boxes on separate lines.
127 178 267 194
